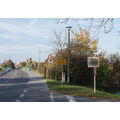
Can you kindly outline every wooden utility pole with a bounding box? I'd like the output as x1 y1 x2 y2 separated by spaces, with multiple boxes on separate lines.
38 50 41 67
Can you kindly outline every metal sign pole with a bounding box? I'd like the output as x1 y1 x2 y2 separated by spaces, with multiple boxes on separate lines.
62 65 65 84
94 67 96 93
88 57 99 93
62 65 63 84
67 29 70 84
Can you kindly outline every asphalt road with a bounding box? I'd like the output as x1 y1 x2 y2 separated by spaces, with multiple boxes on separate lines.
0 69 68 102
0 69 29 102
0 69 119 102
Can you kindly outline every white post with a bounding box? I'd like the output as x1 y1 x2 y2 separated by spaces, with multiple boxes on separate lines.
94 67 96 93
62 65 65 84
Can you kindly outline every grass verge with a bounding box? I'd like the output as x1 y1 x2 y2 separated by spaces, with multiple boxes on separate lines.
46 79 120 100
32 70 44 78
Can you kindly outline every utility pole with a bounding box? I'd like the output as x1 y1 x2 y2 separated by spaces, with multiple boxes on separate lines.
66 26 72 84
38 50 41 67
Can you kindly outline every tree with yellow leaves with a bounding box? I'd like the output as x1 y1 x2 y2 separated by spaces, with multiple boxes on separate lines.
45 26 99 84
71 25 98 56
67 25 99 84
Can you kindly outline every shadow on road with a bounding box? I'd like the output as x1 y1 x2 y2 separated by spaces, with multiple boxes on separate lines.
0 75 52 102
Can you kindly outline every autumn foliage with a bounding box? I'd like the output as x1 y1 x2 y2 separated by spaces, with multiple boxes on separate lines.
43 26 120 93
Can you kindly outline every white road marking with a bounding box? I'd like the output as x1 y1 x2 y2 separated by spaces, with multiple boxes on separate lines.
65 95 76 102
23 89 27 93
50 92 55 102
20 94 24 97
16 100 21 102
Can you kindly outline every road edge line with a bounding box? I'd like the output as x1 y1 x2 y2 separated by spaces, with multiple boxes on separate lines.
50 92 55 102
65 95 76 102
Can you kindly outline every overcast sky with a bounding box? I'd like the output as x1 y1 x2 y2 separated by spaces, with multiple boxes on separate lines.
0 18 120 63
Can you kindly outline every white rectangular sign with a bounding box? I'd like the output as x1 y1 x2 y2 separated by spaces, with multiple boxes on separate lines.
88 57 99 67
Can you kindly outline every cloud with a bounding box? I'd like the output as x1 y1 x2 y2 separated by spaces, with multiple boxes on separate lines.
0 43 52 62
0 44 32 53
0 20 48 39
0 19 66 40
0 34 16 40
0 43 52 54
0 19 64 62
26 19 38 29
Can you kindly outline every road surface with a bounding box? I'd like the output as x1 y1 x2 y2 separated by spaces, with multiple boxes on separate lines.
0 69 68 102
0 69 119 102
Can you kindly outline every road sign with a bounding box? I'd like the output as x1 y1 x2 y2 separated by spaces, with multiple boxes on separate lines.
48 54 53 60
48 59 53 63
88 57 99 93
58 59 66 65
88 57 99 67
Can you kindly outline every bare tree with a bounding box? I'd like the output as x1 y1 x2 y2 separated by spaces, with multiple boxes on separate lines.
56 18 70 24
50 29 67 55
56 18 114 35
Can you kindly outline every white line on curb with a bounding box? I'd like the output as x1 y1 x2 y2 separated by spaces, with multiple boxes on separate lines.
23 89 27 93
20 94 24 97
50 92 55 102
16 100 21 102
65 95 76 102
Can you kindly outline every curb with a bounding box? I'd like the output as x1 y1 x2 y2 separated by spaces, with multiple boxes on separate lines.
0 69 12 77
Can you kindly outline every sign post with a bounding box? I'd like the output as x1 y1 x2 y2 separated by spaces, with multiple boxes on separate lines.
94 67 96 93
62 65 65 84
58 59 66 84
88 57 99 93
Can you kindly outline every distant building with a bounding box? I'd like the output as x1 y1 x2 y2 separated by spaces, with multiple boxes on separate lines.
26 58 32 71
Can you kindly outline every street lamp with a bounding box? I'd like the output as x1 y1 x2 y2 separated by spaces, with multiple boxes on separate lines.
66 26 72 84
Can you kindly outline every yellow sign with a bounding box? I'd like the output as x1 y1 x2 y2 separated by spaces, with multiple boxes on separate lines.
58 59 66 65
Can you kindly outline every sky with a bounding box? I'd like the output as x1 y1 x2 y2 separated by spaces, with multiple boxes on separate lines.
0 18 120 63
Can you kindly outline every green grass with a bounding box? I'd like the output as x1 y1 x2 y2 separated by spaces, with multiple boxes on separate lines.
46 79 120 100
32 70 45 78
